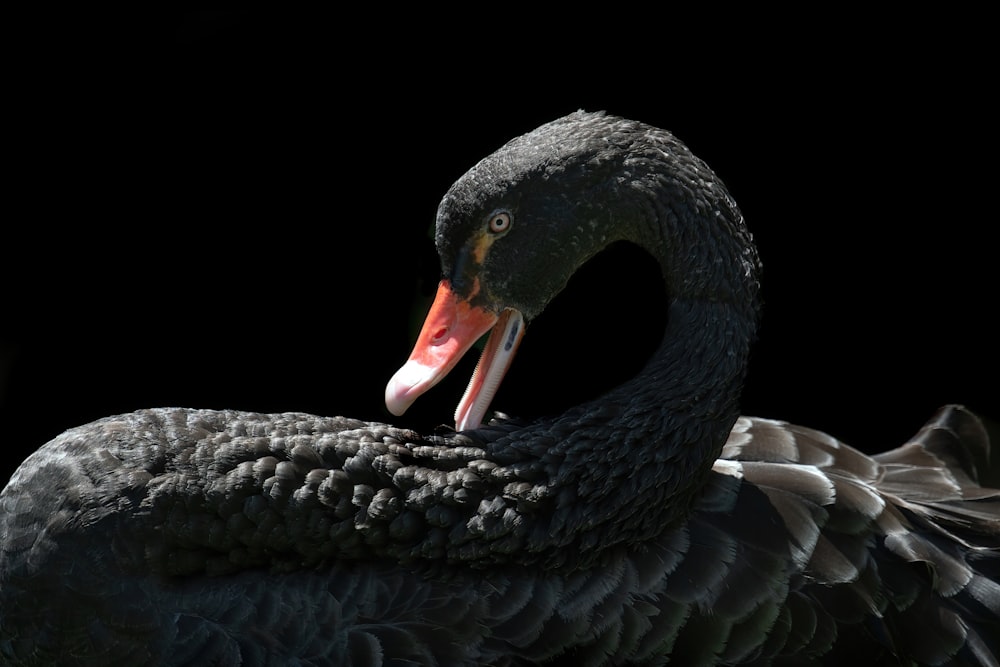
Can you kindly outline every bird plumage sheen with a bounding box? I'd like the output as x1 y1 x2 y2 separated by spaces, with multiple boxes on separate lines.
2 111 998 666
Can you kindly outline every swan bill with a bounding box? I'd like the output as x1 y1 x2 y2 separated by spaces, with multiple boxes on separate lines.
385 280 525 431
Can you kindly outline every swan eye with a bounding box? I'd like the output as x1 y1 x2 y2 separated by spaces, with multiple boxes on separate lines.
487 210 512 235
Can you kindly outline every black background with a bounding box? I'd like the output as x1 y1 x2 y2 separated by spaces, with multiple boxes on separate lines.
3 11 996 488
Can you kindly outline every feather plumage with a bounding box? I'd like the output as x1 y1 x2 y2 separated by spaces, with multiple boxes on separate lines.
1 112 997 666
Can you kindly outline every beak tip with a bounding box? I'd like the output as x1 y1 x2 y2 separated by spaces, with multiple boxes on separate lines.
384 360 430 416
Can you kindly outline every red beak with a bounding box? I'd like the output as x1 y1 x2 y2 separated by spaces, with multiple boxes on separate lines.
385 280 524 431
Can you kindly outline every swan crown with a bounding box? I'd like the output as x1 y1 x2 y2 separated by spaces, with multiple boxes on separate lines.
435 110 762 323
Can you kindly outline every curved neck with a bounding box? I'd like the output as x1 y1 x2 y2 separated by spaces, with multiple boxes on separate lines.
408 124 763 570
487 298 755 560
478 191 761 565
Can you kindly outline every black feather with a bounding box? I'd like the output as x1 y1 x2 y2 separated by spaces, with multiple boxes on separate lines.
1 112 997 666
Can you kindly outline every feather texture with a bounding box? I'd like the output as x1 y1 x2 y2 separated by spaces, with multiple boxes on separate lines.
1 112 997 665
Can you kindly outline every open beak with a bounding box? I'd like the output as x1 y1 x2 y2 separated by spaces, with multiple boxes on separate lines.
385 280 525 431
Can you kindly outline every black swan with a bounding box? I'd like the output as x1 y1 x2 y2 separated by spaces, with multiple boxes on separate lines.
1 110 997 666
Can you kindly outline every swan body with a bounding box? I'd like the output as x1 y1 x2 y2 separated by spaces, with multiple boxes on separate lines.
1 111 998 666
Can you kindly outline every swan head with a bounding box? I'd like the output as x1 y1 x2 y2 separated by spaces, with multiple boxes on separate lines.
386 110 759 432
